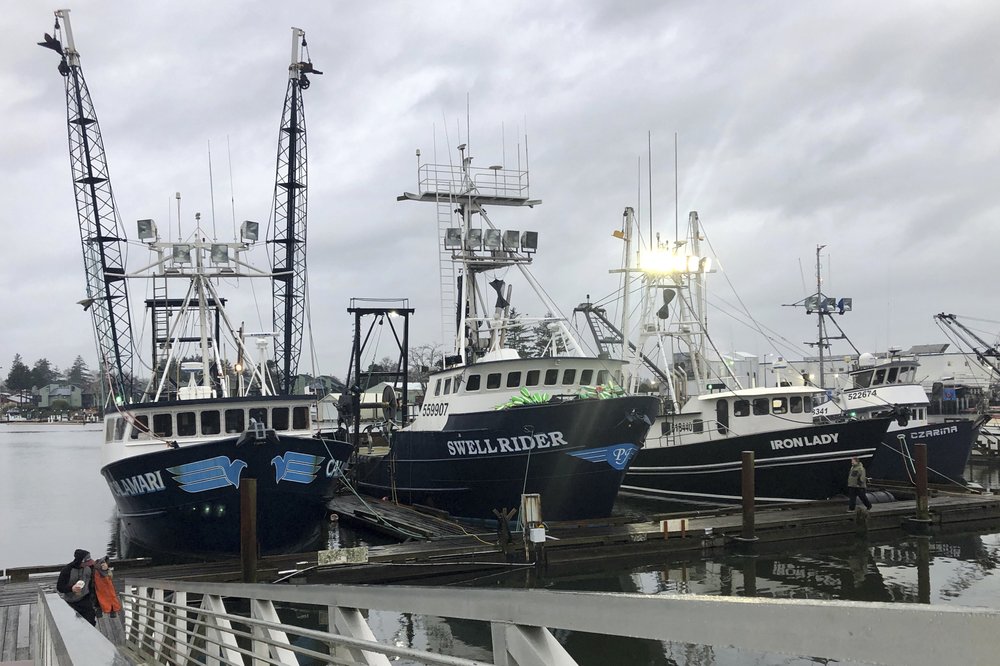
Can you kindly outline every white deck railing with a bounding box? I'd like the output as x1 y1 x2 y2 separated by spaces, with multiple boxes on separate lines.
120 577 1000 666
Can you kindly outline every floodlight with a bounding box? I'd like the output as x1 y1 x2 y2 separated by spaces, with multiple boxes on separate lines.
804 296 820 314
444 227 462 250
137 219 157 240
520 231 538 253
240 220 259 242
172 244 192 263
503 230 520 251
466 228 483 250
838 297 853 314
822 297 837 311
484 228 502 250
211 244 230 263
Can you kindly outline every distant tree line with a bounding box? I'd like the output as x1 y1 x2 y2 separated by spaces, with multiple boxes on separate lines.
3 354 97 394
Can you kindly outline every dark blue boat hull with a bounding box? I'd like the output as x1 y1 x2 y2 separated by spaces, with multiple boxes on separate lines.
353 396 660 521
622 418 893 504
869 418 981 484
102 433 352 556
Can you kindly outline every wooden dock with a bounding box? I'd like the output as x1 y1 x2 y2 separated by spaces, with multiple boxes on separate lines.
5 491 1000 659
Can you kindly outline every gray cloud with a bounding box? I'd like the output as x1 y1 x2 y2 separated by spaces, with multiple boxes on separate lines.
3 0 999 383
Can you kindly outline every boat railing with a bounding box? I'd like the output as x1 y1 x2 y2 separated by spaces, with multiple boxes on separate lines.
117 577 1000 665
418 163 529 200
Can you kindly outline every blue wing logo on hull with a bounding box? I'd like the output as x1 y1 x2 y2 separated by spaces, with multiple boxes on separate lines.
272 451 324 484
569 443 638 470
167 456 247 493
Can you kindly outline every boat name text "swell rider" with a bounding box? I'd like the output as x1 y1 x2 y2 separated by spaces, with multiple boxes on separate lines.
446 431 569 456
770 433 839 451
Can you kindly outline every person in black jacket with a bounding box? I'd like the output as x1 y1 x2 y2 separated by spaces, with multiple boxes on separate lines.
56 548 98 625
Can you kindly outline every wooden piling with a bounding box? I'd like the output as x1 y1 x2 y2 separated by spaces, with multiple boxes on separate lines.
741 451 755 541
241 478 258 584
914 443 929 520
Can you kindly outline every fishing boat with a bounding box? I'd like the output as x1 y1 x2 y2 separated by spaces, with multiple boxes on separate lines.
814 350 983 485
578 211 893 504
41 13 351 555
345 144 659 522
782 254 981 487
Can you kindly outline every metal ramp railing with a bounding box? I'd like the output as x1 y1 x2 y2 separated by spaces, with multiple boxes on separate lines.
119 577 1000 665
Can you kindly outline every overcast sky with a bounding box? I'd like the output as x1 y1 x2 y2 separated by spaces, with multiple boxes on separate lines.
3 1 999 382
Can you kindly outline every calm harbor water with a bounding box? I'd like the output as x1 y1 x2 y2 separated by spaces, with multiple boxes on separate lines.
4 423 1000 664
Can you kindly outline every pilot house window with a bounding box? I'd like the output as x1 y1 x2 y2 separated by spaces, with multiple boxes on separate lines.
753 398 769 416
177 411 196 437
272 408 290 431
201 410 221 435
153 413 172 438
225 409 245 434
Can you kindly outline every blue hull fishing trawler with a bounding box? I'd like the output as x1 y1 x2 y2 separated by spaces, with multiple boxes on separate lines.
343 142 659 522
41 12 350 556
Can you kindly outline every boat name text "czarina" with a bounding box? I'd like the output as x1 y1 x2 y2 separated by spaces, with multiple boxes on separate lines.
770 433 840 451
446 431 569 456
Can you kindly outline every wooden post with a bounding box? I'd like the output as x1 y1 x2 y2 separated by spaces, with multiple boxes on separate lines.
241 478 258 583
914 443 929 520
741 451 755 541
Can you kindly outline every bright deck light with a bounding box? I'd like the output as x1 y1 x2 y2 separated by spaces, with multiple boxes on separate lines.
639 248 712 275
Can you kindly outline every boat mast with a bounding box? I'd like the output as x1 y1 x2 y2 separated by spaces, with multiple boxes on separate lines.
269 28 320 395
815 244 826 388
786 245 853 388
40 10 136 408
399 142 541 365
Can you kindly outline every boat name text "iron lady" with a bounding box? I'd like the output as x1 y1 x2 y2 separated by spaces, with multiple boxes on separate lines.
446 431 569 456
770 433 840 451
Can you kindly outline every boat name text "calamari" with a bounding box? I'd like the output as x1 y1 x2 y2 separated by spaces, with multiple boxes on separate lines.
909 425 959 439
770 433 840 450
446 431 569 456
110 471 166 497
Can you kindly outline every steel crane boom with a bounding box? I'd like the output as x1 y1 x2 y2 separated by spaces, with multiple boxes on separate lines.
934 313 1000 377
269 28 321 395
39 10 136 408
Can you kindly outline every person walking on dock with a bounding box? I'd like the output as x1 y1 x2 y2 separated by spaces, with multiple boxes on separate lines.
56 548 98 625
92 556 123 618
847 456 873 512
